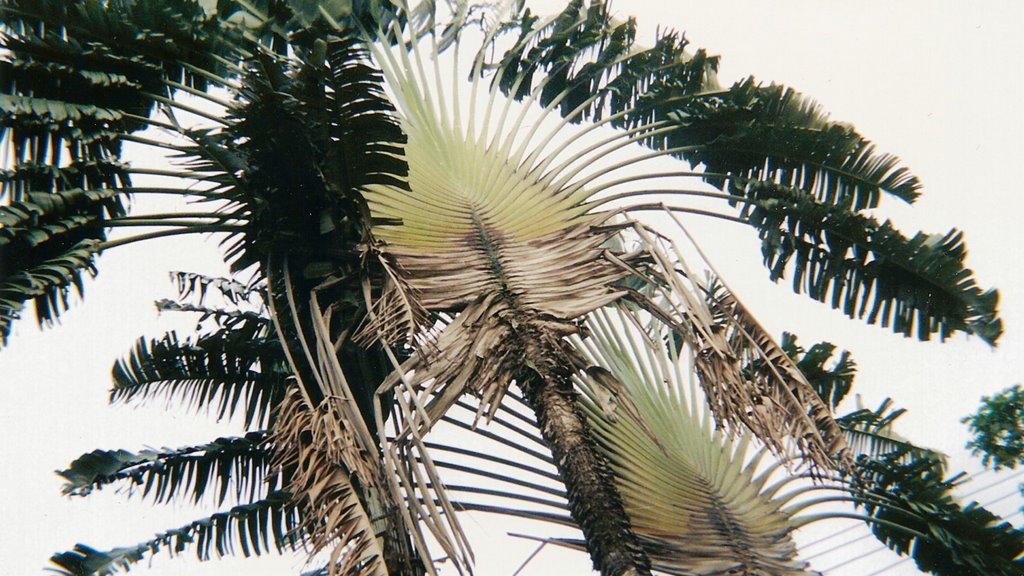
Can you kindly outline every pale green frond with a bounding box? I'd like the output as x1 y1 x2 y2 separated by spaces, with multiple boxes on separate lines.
572 304 813 576
353 15 863 575
356 18 847 574
361 17 634 416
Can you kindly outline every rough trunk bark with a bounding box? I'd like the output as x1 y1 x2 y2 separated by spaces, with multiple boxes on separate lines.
516 338 652 576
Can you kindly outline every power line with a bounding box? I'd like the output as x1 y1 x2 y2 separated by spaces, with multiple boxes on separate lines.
864 555 910 576
864 505 1024 576
819 542 889 573
959 468 1024 498
980 488 1024 508
802 466 1023 563
808 480 1023 574
800 522 868 550
803 528 875 562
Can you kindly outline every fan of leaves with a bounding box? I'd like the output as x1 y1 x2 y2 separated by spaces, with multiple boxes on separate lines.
484 0 999 345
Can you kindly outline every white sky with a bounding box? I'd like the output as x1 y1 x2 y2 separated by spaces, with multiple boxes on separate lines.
1 1 1023 575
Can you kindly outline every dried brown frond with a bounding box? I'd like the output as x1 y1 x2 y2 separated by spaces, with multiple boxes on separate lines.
609 218 849 473
353 248 430 348
272 388 390 576
696 286 851 471
367 216 628 427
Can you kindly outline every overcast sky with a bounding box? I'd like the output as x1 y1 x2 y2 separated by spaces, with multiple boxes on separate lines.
1 2 1022 575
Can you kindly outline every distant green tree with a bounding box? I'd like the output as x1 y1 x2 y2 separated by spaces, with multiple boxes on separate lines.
964 384 1024 470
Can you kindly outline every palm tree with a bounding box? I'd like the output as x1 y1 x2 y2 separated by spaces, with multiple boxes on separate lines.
1 1 1017 575
50 277 1024 575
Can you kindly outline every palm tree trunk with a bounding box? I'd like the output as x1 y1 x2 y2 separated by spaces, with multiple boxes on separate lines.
515 335 652 576
364 487 428 576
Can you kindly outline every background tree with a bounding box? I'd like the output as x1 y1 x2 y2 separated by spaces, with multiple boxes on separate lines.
964 385 1024 471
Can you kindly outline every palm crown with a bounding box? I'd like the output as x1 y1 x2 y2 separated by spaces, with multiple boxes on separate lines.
0 1 1019 575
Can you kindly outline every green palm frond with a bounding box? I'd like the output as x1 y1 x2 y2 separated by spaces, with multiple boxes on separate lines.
111 329 288 428
58 432 274 506
0 0 254 342
737 180 1001 344
573 305 810 575
850 451 1024 575
483 0 998 345
217 0 410 43
837 399 943 465
0 161 131 204
0 238 101 341
1 0 405 346
49 491 303 576
1 0 245 94
0 189 118 249
227 35 408 252
491 0 719 123
780 332 856 411
491 1 916 210
669 80 919 208
220 34 411 414
778 343 1023 576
